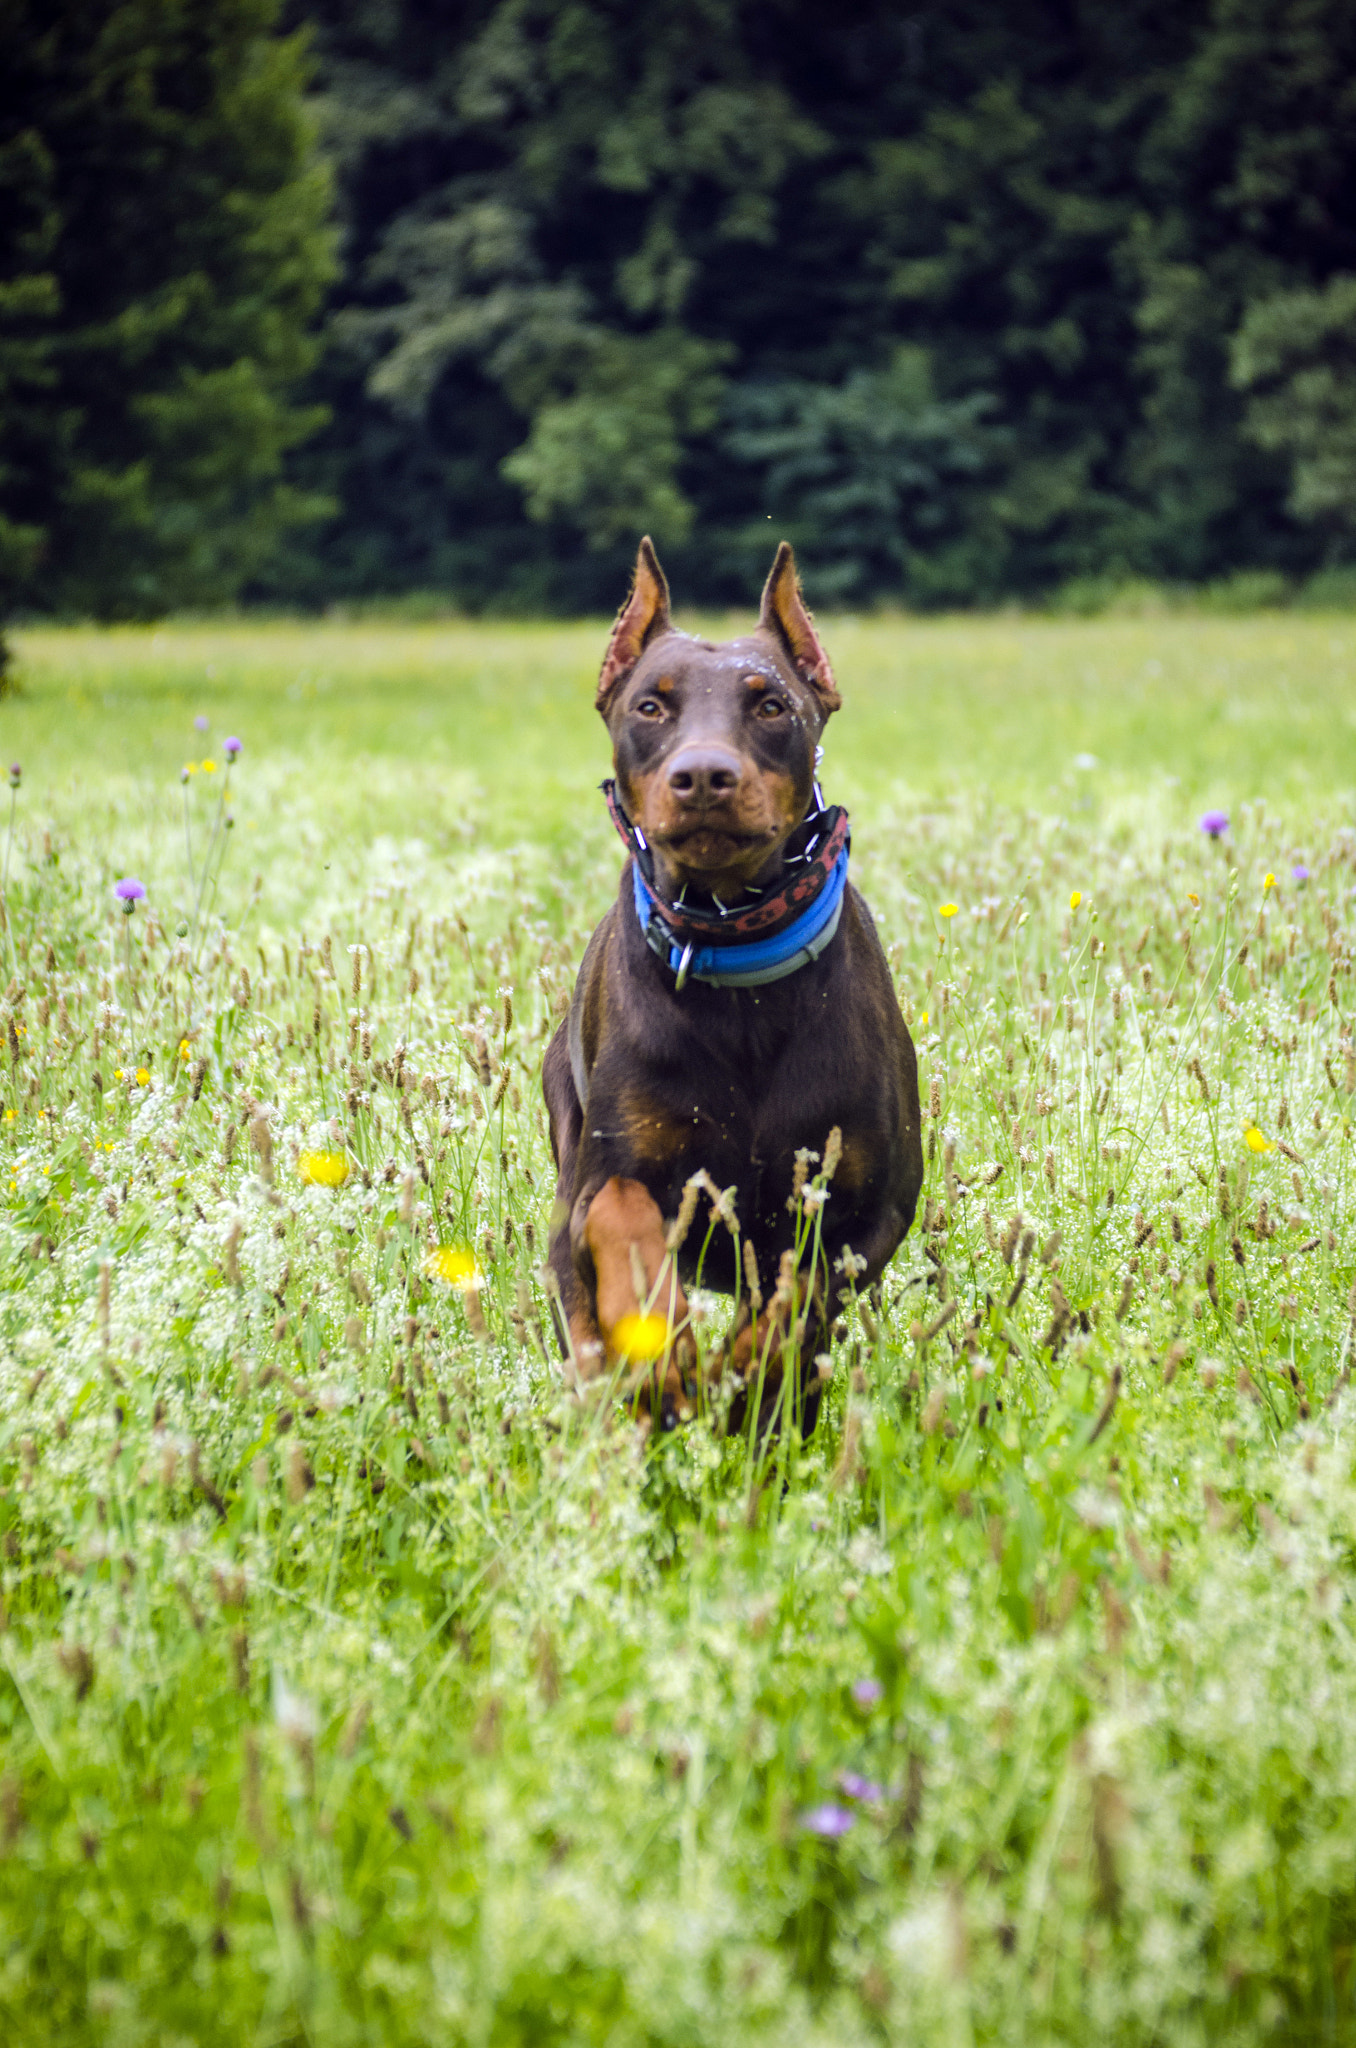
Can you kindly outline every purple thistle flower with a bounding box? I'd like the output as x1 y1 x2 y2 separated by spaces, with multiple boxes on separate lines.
224 735 242 757
799 1802 855 1838
194 715 209 733
1292 863 1310 885
1199 810 1230 839
851 1677 884 1710
838 1771 885 1804
113 877 146 905
7 764 19 788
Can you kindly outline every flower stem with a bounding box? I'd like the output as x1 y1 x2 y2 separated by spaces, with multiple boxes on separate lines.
191 763 233 973
183 781 197 896
1 786 16 971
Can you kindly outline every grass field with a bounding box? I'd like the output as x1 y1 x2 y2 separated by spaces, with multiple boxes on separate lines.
3 609 1356 2044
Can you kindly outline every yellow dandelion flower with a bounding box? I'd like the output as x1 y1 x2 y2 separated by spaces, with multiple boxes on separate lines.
939 903 958 920
1069 890 1082 911
426 1244 481 1288
201 758 216 773
114 1068 124 1080
3 1109 13 1122
918 1009 929 1027
298 1148 349 1188
178 1037 191 1060
1244 1125 1274 1155
135 1067 150 1086
1263 872 1275 890
1186 892 1200 908
612 1312 670 1361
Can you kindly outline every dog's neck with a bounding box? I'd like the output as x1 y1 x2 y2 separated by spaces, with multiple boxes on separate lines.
649 845 786 913
603 779 850 991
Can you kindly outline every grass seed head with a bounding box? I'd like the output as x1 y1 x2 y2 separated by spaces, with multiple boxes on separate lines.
743 1240 763 1312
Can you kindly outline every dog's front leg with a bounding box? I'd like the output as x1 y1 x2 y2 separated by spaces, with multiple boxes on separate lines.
572 1176 696 1420
542 1023 609 1380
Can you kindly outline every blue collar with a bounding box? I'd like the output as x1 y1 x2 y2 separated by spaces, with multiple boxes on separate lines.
602 779 852 991
631 840 849 989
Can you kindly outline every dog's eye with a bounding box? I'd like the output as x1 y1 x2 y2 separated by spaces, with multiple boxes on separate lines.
756 696 787 720
634 697 664 719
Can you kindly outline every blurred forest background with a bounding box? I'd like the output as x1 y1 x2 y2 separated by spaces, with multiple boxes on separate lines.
3 0 1356 620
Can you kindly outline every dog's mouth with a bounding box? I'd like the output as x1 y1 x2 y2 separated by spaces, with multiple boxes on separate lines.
657 822 777 874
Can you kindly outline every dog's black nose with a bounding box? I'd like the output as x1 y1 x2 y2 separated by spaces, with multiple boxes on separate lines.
666 745 742 803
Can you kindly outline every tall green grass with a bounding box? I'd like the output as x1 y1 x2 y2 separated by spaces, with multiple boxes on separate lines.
11 608 1356 830
1 614 1355 2043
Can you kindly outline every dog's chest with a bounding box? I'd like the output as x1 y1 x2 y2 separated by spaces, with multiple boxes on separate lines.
629 981 854 1224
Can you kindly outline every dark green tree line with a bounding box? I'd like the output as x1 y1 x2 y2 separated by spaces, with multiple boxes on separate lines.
0 0 334 624
262 0 1355 611
3 0 1354 617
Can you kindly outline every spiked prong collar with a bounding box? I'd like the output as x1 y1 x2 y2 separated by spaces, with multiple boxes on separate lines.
602 779 851 990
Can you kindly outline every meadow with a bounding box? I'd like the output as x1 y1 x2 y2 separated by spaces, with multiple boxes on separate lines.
2 607 1356 2044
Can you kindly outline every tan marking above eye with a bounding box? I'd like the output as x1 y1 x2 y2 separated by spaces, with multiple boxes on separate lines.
655 676 675 695
743 673 768 692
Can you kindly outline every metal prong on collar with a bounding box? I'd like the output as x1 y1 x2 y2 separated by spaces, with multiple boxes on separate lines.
812 780 825 813
633 823 648 851
674 942 694 991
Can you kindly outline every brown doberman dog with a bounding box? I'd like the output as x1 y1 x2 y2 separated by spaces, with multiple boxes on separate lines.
543 537 923 1432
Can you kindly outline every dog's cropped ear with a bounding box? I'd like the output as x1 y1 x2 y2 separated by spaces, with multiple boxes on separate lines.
758 542 840 714
597 537 672 712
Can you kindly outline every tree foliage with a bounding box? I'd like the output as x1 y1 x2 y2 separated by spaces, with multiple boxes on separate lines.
1233 275 1356 541
0 0 335 619
263 0 1354 610
6 0 1356 614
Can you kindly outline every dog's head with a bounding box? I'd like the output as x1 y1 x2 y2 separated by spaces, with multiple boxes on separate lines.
596 537 841 900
